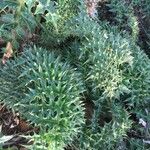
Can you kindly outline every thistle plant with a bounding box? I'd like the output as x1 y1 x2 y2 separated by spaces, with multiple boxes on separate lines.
0 0 37 50
0 0 82 50
106 0 140 41
64 10 150 149
123 44 150 118
35 0 82 47
0 46 85 149
0 1 150 149
71 15 133 99
73 105 132 150
87 32 133 99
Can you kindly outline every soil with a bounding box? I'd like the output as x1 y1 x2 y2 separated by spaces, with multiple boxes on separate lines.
0 104 37 149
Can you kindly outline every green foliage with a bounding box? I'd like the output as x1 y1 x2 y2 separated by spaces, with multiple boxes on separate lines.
32 0 81 47
87 32 133 99
0 0 81 50
107 0 150 44
63 8 150 149
67 15 133 99
0 0 150 149
72 105 132 150
123 45 150 118
0 47 85 149
106 0 139 41
0 0 37 49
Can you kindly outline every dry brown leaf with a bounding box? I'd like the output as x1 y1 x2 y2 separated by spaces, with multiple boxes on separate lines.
19 119 31 132
0 38 5 46
85 0 98 18
2 42 13 64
